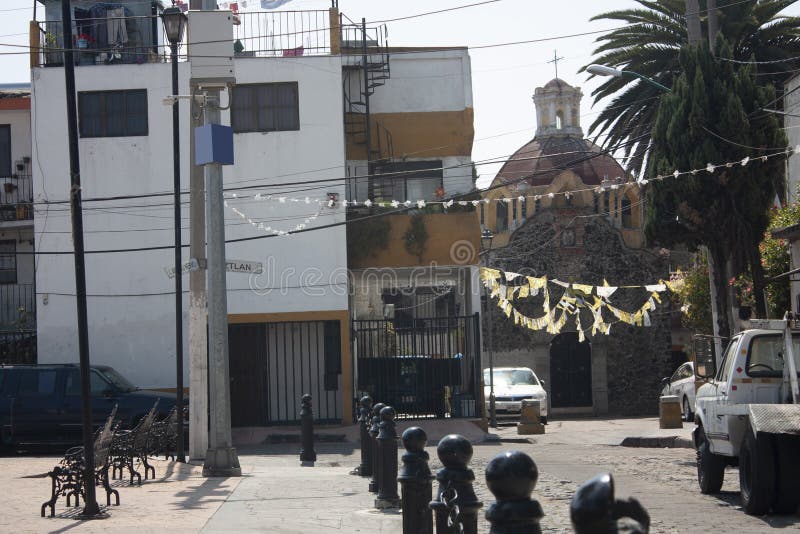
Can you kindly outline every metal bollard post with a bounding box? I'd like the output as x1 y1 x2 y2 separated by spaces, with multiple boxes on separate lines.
398 427 434 534
570 473 650 534
299 394 316 467
368 402 386 493
357 395 373 477
484 450 544 534
429 434 483 534
375 405 401 509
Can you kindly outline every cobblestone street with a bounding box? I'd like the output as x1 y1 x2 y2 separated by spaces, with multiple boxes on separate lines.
2 418 798 533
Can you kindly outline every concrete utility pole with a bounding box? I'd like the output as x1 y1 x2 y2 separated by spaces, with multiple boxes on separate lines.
707 0 719 54
201 90 240 477
188 0 209 463
191 0 240 477
685 0 702 45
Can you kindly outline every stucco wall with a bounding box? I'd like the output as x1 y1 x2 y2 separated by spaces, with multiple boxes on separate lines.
31 56 347 388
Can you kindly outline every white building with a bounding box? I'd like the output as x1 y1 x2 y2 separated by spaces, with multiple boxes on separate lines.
29 3 482 423
0 85 36 363
31 4 349 423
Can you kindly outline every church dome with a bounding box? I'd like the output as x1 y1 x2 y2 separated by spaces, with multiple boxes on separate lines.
493 78 628 188
493 136 627 187
542 77 571 90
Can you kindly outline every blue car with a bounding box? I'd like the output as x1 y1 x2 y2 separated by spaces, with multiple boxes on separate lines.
0 364 186 449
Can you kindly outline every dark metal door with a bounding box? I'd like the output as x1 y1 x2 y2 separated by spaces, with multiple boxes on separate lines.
549 333 592 408
229 323 268 427
228 321 342 426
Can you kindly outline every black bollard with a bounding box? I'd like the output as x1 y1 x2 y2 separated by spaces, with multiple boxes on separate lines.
357 395 373 477
368 402 386 493
485 451 544 534
570 473 650 534
398 427 434 534
299 394 317 466
429 434 483 534
375 405 401 509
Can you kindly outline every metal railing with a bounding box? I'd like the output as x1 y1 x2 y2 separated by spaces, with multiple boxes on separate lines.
0 174 33 222
352 314 481 419
35 15 161 68
0 330 36 365
232 10 331 57
0 284 36 331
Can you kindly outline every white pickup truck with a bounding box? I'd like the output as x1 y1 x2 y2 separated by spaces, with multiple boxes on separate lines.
693 318 800 515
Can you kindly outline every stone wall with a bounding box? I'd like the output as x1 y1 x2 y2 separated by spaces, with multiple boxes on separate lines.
483 211 675 415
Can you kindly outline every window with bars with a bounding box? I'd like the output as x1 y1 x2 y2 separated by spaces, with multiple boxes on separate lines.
231 82 300 133
78 89 148 138
372 160 443 203
520 198 527 219
0 125 10 177
0 240 15 284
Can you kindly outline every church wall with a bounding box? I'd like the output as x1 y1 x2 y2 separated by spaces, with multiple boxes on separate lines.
483 213 675 416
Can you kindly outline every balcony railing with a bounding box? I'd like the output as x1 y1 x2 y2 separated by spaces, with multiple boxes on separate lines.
34 15 162 68
232 10 331 57
0 284 36 331
0 173 33 223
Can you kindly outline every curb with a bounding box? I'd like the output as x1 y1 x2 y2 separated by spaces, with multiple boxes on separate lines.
620 436 694 449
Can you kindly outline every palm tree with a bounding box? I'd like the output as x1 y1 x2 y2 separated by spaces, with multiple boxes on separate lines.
583 0 800 177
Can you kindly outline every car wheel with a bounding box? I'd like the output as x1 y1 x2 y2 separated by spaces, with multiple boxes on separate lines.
696 426 725 494
739 428 775 515
683 397 693 423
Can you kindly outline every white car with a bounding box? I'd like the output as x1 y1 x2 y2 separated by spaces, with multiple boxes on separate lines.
483 367 548 423
660 361 696 422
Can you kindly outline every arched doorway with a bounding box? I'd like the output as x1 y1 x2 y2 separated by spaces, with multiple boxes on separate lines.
549 332 592 408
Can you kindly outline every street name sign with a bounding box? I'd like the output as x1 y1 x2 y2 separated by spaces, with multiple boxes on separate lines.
225 259 263 274
165 258 201 279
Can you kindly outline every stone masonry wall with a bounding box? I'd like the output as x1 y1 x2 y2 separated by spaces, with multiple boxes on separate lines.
483 211 675 415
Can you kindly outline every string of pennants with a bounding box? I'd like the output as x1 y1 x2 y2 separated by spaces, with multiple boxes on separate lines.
221 145 795 210
480 267 678 342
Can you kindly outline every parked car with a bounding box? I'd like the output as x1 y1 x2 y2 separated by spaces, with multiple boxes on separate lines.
483 367 548 423
660 361 696 422
0 364 186 450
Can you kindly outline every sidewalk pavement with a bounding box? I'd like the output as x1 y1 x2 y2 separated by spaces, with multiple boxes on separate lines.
3 416 697 533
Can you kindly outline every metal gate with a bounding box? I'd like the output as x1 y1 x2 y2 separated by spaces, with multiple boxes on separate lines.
352 314 481 419
229 321 342 426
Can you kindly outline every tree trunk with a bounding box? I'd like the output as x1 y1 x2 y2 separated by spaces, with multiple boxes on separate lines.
707 247 731 365
685 0 702 45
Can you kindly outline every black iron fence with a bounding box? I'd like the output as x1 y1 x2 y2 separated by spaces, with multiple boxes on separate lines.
0 174 33 222
0 330 36 365
352 314 481 420
0 284 35 330
233 10 331 57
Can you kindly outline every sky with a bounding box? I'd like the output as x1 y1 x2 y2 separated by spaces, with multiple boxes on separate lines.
2 0 800 188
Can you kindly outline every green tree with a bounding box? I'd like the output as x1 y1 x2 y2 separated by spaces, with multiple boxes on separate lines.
583 0 800 176
673 253 714 334
645 40 786 338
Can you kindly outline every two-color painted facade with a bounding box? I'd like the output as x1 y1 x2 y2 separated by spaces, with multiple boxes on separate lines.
26 3 482 424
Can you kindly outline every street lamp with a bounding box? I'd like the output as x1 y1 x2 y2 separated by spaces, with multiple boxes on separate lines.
162 4 187 463
480 228 497 428
586 64 671 93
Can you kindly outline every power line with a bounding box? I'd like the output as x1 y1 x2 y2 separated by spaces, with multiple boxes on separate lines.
366 0 503 24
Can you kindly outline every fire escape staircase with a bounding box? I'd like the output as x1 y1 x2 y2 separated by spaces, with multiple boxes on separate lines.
341 19 393 202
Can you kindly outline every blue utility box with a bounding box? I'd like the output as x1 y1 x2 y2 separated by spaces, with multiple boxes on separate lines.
195 124 234 165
